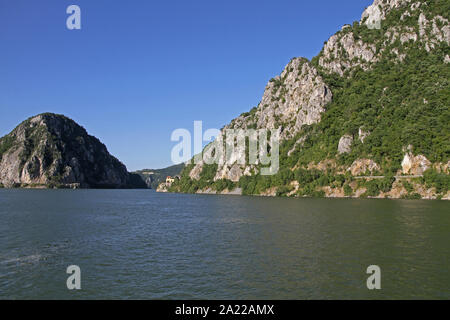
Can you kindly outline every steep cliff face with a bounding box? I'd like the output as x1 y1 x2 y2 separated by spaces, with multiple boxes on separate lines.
185 58 333 185
0 113 146 188
227 58 332 138
318 0 449 75
171 0 449 200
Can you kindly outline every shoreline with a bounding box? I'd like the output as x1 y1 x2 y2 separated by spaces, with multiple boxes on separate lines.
159 189 450 201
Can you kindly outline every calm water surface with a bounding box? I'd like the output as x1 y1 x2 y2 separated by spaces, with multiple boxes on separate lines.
0 189 449 299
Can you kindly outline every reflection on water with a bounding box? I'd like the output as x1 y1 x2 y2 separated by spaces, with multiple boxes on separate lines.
0 189 449 299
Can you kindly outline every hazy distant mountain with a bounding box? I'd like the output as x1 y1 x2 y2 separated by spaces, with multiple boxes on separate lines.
134 163 185 189
0 113 146 189
172 0 449 200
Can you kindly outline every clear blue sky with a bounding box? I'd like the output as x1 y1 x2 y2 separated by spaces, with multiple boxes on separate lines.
0 0 372 171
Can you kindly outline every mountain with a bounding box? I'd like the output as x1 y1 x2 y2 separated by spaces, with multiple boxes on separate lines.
134 163 185 189
170 0 450 200
0 113 146 189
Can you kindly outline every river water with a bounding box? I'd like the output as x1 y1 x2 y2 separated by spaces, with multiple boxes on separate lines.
0 189 448 299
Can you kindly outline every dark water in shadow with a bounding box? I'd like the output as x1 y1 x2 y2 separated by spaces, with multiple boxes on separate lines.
0 189 448 299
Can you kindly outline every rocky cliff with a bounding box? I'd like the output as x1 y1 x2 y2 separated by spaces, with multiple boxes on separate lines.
171 0 449 200
0 113 146 189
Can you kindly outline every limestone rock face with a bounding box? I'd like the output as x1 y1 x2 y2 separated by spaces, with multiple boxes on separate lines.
319 0 450 75
0 113 145 188
348 159 380 176
338 135 353 154
189 162 203 181
417 13 450 51
187 58 332 183
361 0 412 26
319 32 378 76
227 58 332 139
361 2 383 29
256 58 332 139
401 153 431 175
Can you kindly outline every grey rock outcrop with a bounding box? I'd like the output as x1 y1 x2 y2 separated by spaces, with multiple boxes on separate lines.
227 57 332 139
401 153 431 175
361 0 412 26
338 135 353 154
319 32 378 76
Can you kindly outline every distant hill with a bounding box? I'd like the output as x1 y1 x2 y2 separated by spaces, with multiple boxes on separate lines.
0 113 146 189
134 163 185 189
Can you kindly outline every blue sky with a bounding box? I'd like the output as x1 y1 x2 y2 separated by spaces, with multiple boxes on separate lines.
0 0 373 170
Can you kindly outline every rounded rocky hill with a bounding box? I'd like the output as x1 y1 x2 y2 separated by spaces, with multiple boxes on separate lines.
0 113 146 189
